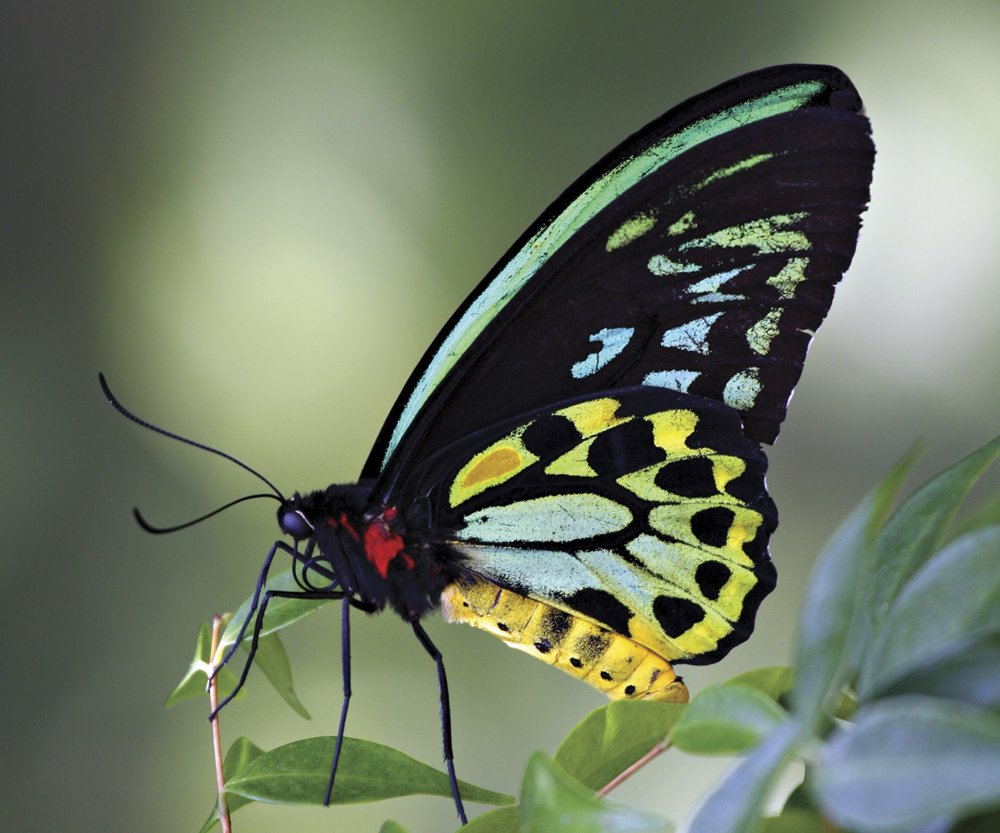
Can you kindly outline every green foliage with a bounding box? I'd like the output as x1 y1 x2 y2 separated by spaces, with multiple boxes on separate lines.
177 435 1000 832
553 700 685 789
668 684 788 755
519 753 670 833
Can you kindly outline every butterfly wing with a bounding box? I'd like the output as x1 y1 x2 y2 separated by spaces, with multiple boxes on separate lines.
364 64 874 499
395 387 777 665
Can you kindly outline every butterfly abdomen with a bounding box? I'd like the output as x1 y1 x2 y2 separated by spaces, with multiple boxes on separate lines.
441 577 689 702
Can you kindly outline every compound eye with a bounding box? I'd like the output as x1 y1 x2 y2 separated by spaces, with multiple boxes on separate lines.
280 510 313 539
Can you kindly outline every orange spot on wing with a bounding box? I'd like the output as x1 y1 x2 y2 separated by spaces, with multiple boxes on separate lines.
463 447 521 488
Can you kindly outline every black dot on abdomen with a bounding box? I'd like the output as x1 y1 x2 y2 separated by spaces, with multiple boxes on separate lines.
653 595 706 638
695 561 731 601
690 507 735 548
655 456 718 498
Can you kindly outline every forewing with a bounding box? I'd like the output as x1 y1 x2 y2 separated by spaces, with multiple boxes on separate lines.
396 387 778 665
365 64 874 494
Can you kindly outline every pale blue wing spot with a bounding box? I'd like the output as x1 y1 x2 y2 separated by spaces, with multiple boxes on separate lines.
574 547 661 603
723 368 762 410
746 308 783 355
455 494 632 544
643 369 701 393
685 265 753 295
452 544 604 599
648 255 701 277
690 293 747 304
382 81 825 469
571 327 636 379
659 313 723 355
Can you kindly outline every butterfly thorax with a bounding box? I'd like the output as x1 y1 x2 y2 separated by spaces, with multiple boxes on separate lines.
280 484 464 621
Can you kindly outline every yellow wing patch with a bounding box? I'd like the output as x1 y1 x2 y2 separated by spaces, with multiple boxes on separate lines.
646 409 699 454
556 397 632 437
450 425 539 508
544 437 598 477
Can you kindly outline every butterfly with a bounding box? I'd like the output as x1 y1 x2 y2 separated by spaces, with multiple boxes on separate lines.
102 63 873 824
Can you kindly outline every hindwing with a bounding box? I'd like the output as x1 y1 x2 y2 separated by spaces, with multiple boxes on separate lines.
398 387 777 665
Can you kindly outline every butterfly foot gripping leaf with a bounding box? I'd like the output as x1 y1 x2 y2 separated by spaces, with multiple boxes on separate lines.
106 63 872 823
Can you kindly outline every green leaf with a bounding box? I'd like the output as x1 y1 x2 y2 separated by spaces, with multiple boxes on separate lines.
165 621 241 708
883 633 1000 710
519 752 671 833
686 720 802 833
223 735 513 807
669 684 787 755
245 631 310 719
198 737 266 833
458 806 520 833
868 435 1000 634
951 806 1000 833
757 807 825 833
947 491 1000 543
379 822 411 833
816 696 1000 833
858 525 1000 700
723 667 795 703
552 700 686 790
216 568 335 663
791 442 921 732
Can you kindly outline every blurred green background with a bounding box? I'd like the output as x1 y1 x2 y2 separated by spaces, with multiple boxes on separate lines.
4 2 1000 831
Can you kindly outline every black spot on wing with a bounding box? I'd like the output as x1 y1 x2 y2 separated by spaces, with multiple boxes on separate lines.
655 456 718 498
565 587 633 636
521 414 580 457
690 507 735 548
653 595 706 639
723 458 769 505
695 561 731 601
587 419 664 477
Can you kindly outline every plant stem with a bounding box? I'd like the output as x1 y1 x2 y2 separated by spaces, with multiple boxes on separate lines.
210 615 233 833
596 737 672 798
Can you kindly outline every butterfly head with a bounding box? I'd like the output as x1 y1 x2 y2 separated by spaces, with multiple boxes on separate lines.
278 499 314 540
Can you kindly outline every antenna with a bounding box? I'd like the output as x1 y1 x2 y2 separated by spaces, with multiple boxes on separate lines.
133 493 281 534
99 372 287 510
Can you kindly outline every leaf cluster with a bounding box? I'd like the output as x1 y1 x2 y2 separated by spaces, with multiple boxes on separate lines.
168 435 1000 832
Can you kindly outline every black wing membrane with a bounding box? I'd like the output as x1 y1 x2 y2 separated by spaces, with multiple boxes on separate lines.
395 387 778 665
366 65 874 498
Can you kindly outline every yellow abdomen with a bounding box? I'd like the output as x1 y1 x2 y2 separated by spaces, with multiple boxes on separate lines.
440 578 689 702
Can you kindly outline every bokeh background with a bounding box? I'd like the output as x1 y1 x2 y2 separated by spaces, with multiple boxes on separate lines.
4 2 1000 831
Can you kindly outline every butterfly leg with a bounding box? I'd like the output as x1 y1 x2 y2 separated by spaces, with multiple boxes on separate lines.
209 538 300 683
209 586 346 720
411 621 467 825
323 597 353 805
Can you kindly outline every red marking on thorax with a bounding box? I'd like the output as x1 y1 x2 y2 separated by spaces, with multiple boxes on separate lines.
363 513 411 578
339 514 360 541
